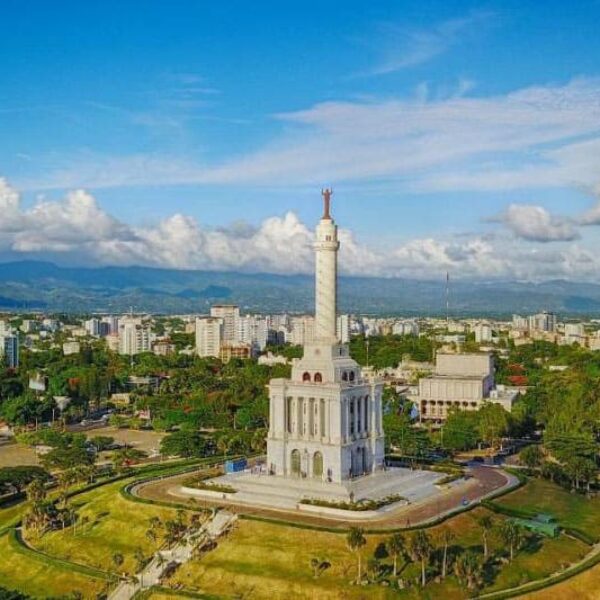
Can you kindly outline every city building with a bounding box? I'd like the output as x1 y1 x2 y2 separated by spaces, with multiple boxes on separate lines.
0 333 19 368
195 316 223 358
238 314 269 351
337 314 351 344
416 352 518 423
267 191 385 483
84 318 101 337
152 340 176 356
392 320 420 337
210 305 240 344
564 323 585 345
118 317 151 355
62 341 81 355
220 343 252 363
289 315 315 345
473 322 493 343
529 311 557 333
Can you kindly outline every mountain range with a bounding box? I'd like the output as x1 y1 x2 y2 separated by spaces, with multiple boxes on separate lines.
0 260 599 317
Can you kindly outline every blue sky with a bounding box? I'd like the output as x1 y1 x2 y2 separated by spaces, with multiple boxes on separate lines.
1 0 600 279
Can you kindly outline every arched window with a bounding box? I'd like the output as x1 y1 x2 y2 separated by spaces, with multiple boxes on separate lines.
314 372 323 383
349 371 355 382
342 371 348 381
302 372 311 382
290 449 301 476
313 451 323 478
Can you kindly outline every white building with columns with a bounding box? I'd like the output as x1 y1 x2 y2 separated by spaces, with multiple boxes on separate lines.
267 190 385 483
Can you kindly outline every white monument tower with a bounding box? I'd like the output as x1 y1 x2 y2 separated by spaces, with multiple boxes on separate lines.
267 190 385 483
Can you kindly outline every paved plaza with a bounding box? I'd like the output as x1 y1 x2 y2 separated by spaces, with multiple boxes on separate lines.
176 466 461 516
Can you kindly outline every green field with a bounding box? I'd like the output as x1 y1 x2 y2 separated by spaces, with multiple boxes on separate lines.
497 478 600 538
0 531 105 598
0 473 598 600
167 507 587 600
28 479 181 575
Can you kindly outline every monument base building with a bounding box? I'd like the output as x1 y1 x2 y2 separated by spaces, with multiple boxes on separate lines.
267 341 385 483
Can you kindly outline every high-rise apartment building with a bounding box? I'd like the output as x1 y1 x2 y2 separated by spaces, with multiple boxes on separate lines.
210 305 240 344
118 317 151 355
195 317 223 358
0 333 19 368
337 314 351 344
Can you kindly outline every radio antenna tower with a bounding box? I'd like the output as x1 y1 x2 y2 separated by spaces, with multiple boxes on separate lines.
445 271 450 326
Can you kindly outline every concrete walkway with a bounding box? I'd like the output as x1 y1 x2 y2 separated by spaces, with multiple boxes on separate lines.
107 510 237 600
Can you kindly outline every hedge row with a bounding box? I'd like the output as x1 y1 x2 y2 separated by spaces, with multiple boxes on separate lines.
8 528 115 582
146 585 222 599
481 500 537 520
563 527 598 546
475 545 600 600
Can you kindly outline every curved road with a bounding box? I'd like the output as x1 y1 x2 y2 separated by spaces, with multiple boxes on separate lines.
134 465 516 531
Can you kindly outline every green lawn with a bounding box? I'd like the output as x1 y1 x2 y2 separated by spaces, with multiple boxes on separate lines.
0 531 105 598
497 477 600 537
29 479 181 575
1 474 597 600
167 505 586 600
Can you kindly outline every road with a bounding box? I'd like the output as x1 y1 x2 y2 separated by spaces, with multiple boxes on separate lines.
134 465 516 531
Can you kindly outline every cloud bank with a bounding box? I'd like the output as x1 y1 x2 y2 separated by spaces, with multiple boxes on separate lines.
2 179 600 282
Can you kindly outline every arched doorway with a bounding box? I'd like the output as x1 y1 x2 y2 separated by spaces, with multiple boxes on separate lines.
313 451 323 478
290 449 301 476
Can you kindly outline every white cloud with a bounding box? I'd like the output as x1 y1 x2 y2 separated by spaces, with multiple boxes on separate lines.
362 12 493 76
492 203 579 242
20 78 600 196
2 179 600 282
578 184 600 225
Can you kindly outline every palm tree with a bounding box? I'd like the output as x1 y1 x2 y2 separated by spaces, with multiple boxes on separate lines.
145 528 157 543
112 552 124 575
409 530 432 587
439 528 455 579
309 557 321 578
478 515 494 558
386 533 405 577
346 527 367 583
498 521 524 561
217 436 229 458
454 551 484 591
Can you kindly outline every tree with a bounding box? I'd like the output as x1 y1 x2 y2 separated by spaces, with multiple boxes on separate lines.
346 527 367 583
454 551 484 591
477 403 509 451
519 445 543 469
409 530 433 587
310 556 323 579
386 533 405 577
442 408 479 452
134 547 146 572
111 552 124 574
160 430 208 458
498 521 524 561
89 436 114 452
478 515 494 558
439 528 455 579
41 445 94 471
0 466 49 494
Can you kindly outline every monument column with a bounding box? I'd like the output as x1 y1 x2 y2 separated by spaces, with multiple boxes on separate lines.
315 189 339 343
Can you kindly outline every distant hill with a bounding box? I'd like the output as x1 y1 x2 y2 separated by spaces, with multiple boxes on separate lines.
0 260 599 316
